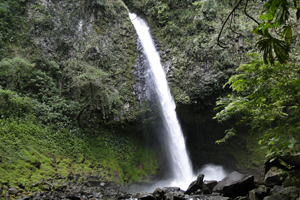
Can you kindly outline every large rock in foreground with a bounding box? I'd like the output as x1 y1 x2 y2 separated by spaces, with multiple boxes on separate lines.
264 166 285 187
185 174 204 195
213 171 254 197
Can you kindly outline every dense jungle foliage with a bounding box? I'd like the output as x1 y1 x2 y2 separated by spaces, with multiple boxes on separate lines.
1 0 300 194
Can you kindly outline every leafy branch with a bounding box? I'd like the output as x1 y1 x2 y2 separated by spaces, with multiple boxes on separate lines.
218 0 300 65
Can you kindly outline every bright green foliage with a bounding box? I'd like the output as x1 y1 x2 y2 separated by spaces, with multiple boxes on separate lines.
214 53 300 161
253 0 300 65
0 57 79 129
0 89 33 119
0 89 158 187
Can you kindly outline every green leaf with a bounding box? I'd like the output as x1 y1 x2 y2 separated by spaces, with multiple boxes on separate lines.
266 12 274 20
273 21 280 27
256 35 290 65
281 25 293 43
262 24 270 34
260 145 268 149
252 23 265 35
259 15 267 20
278 158 289 167
266 151 275 158
270 0 280 12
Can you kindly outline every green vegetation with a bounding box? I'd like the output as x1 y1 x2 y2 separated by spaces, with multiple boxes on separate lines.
0 89 158 188
214 53 300 161
0 0 159 192
218 0 299 65
0 0 28 55
253 0 299 65
126 0 260 105
0 0 140 125
213 0 300 168
2 0 299 192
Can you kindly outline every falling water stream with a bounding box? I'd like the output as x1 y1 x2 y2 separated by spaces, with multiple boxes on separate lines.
130 13 194 189
130 13 227 190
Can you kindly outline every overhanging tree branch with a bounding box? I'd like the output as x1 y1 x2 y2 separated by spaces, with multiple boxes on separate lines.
217 0 244 48
244 0 260 25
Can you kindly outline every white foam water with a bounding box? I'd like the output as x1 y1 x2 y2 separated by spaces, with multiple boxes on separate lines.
198 164 227 181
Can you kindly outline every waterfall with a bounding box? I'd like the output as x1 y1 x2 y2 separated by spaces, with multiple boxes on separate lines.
130 13 194 189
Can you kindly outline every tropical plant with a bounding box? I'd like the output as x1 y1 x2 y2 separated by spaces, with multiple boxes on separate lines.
218 0 300 65
214 53 300 161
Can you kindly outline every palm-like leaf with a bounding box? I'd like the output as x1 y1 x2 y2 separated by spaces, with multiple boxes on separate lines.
256 35 289 65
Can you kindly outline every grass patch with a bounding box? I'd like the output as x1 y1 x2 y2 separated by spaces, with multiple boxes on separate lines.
0 90 158 189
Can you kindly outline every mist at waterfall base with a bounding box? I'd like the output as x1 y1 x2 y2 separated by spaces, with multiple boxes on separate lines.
127 164 227 193
129 13 227 192
198 164 227 181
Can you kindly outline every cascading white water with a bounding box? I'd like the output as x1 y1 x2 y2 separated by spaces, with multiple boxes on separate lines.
130 13 194 189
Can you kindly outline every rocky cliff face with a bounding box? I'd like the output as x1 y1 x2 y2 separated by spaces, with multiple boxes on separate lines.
25 0 141 124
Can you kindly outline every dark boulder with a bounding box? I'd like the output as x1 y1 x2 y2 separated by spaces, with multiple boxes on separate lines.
43 184 51 191
203 180 218 194
8 187 18 195
264 167 285 187
83 180 103 187
134 192 155 200
165 192 175 200
54 182 68 192
164 191 185 200
17 183 25 189
173 196 186 200
282 176 294 187
93 191 102 198
185 174 204 195
263 194 289 200
83 188 93 196
196 174 205 185
32 181 40 187
139 195 155 200
279 187 299 200
249 186 269 200
152 187 165 199
118 193 132 199
162 187 181 193
104 181 121 190
185 180 199 195
269 185 284 195
213 171 254 197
